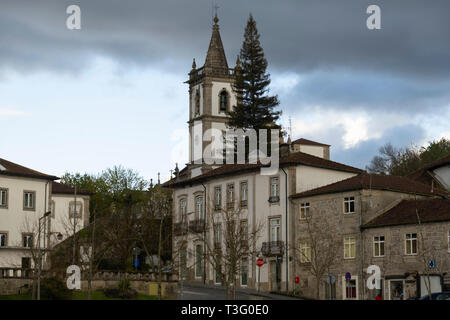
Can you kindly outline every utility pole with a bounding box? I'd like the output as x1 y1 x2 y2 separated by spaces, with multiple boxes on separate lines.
72 185 77 265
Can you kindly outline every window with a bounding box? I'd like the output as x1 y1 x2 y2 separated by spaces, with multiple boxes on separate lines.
0 188 8 208
214 186 222 209
23 234 33 248
21 257 31 269
300 203 310 220
23 191 35 210
344 237 356 259
405 233 417 255
345 279 357 299
300 242 311 263
269 177 279 202
195 195 203 220
241 258 248 286
344 197 355 214
374 236 385 257
0 232 7 247
240 220 248 247
69 201 82 219
227 184 234 209
219 90 228 112
179 198 187 222
240 182 248 207
195 90 200 115
180 247 187 280
269 218 281 242
195 244 203 278
448 230 450 253
50 201 56 218
215 253 222 284
214 224 222 248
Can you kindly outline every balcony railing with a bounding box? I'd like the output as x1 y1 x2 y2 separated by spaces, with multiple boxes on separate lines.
189 219 205 233
173 222 188 236
261 241 284 257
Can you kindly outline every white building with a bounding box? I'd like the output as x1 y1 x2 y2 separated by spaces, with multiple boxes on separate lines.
165 16 365 292
0 158 89 271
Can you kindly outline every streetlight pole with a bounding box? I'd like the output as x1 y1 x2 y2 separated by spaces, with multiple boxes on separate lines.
37 211 51 300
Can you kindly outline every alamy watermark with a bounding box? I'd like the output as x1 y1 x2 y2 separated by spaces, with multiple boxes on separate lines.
191 122 279 176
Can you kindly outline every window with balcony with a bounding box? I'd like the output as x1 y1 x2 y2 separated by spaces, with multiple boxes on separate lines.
344 236 356 259
344 197 355 214
195 195 203 220
374 236 385 257
269 177 279 203
240 220 248 248
179 198 187 222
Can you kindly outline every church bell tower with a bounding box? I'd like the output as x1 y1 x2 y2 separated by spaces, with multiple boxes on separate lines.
186 14 238 177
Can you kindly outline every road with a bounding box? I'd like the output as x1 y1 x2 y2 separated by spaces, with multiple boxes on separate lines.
178 283 299 300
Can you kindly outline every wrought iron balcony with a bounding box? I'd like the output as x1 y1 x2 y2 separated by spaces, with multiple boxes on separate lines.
261 241 284 257
173 222 188 236
189 219 205 233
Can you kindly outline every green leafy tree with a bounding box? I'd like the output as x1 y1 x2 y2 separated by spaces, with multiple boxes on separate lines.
227 14 281 132
366 138 450 175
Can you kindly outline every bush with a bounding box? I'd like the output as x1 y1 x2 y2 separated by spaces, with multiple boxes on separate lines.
103 278 137 299
40 277 72 300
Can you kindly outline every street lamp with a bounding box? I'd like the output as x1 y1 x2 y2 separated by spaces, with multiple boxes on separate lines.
37 211 51 300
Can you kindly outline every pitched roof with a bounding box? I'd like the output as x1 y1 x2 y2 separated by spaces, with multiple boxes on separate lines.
0 158 58 180
165 151 364 188
204 15 229 70
291 173 447 199
362 198 450 229
52 182 92 196
407 154 450 181
292 138 330 147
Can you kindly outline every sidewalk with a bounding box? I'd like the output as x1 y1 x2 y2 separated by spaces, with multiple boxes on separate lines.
182 281 302 300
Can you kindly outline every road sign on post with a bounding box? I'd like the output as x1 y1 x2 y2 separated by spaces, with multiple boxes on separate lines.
256 258 264 267
345 272 351 281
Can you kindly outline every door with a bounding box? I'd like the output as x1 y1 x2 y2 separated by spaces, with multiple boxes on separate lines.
270 261 281 291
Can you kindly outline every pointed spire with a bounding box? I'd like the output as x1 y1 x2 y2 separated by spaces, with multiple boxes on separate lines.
192 58 196 70
204 13 229 71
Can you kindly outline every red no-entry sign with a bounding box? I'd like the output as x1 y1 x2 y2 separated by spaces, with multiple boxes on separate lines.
256 258 264 267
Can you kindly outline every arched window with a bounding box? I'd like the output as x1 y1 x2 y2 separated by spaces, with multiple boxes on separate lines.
219 90 228 112
195 90 200 115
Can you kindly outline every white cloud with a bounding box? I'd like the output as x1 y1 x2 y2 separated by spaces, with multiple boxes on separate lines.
0 108 29 117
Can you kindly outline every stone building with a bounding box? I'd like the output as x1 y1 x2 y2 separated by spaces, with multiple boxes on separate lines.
290 173 449 300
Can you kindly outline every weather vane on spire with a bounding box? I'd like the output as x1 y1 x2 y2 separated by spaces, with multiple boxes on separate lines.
212 0 219 24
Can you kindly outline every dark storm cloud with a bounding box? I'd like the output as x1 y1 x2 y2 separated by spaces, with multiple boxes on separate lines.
0 0 449 117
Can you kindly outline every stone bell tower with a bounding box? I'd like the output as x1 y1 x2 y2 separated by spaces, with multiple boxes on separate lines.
185 14 238 177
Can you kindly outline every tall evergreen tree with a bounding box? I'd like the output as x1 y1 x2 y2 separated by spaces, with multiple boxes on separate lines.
227 14 281 131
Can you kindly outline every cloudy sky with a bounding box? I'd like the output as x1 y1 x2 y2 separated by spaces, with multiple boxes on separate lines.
1 0 449 181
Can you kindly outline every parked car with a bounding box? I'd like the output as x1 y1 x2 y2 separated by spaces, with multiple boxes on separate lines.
419 292 450 300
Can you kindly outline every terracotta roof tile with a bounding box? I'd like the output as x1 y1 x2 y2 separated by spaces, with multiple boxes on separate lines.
165 151 363 188
362 198 450 228
52 182 92 196
291 138 330 147
0 158 58 180
291 173 448 199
